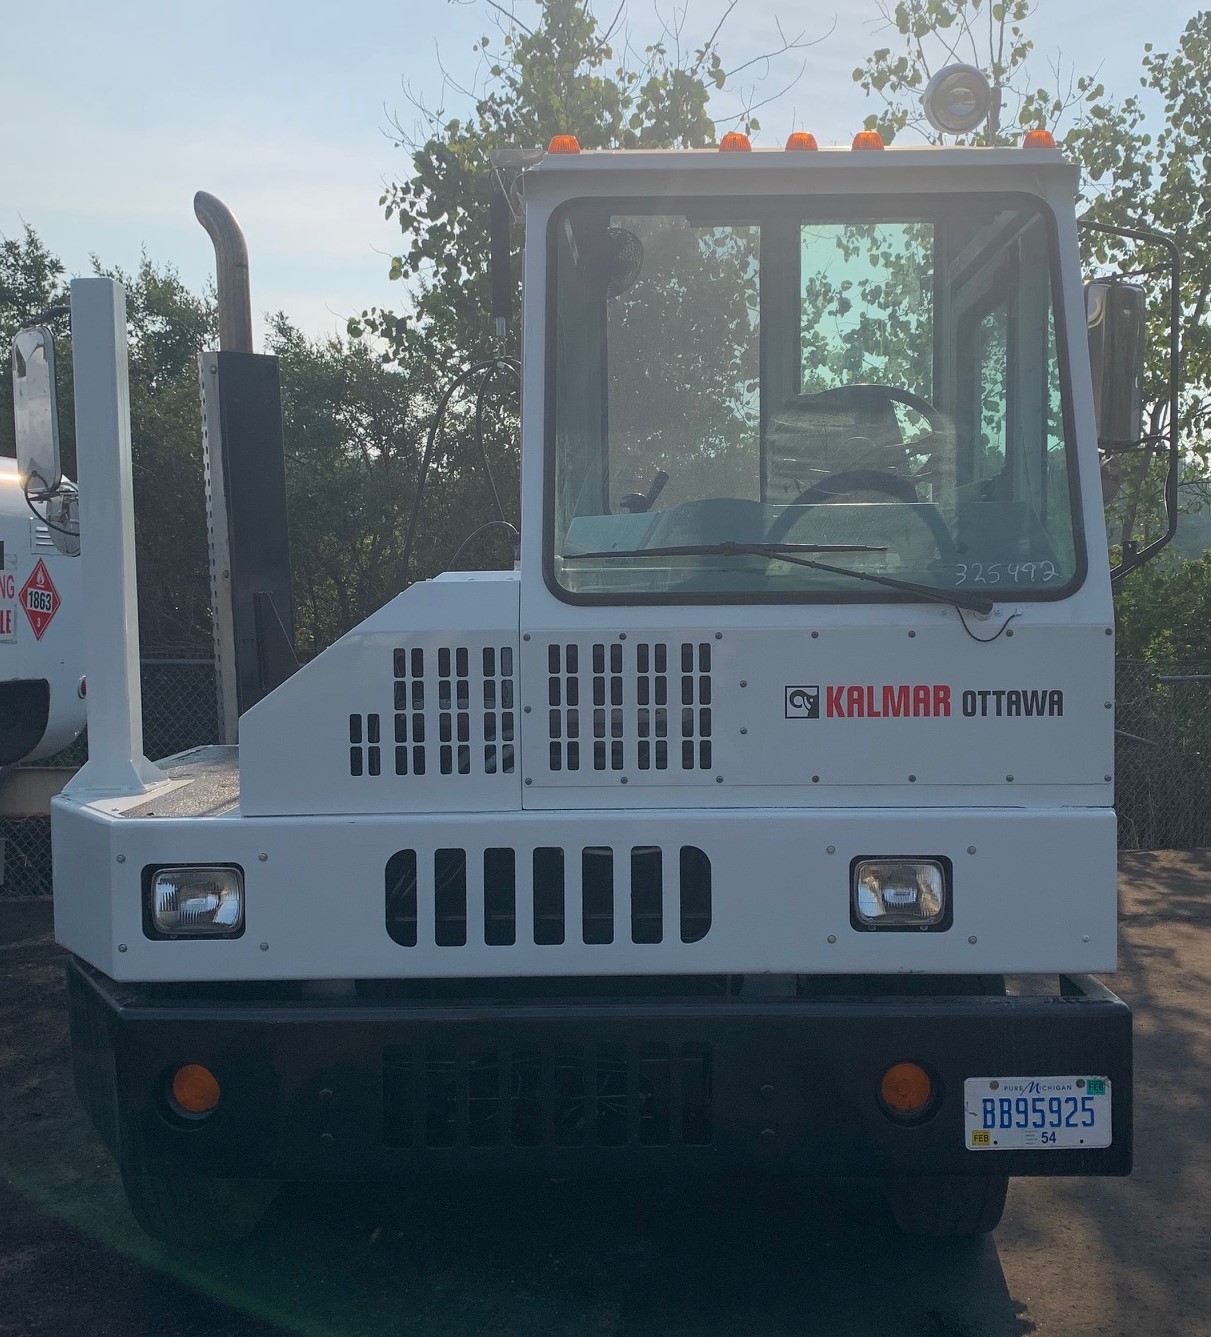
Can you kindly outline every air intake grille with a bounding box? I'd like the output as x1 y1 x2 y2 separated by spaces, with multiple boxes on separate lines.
385 845 712 948
382 1041 714 1149
547 641 712 774
348 643 516 780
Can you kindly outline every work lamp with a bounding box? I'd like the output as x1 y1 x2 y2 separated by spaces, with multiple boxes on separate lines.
922 64 994 135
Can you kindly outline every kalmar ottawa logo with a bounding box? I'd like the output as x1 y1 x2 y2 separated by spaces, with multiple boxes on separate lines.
20 560 61 640
785 686 821 719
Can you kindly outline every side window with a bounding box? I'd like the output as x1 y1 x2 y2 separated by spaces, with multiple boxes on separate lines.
973 305 1009 481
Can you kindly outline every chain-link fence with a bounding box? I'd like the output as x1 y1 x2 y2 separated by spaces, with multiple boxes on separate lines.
2 654 1209 895
1114 660 1211 851
139 651 220 760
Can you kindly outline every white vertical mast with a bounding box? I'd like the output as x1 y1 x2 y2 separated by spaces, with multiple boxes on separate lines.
63 278 165 796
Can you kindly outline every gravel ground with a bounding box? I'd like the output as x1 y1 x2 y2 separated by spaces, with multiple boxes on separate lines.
1 849 1207 1337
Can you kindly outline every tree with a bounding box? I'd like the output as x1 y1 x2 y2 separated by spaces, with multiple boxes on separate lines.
853 3 1211 562
95 256 218 648
268 314 510 654
852 0 1060 146
1067 14 1211 554
355 0 824 364
1 230 217 647
0 225 74 469
1114 550 1211 672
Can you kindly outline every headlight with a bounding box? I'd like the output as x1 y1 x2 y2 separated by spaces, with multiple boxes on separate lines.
851 858 950 931
147 865 244 938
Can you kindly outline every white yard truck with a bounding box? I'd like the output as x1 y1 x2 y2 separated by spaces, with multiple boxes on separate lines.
2 326 83 772
52 84 1173 1245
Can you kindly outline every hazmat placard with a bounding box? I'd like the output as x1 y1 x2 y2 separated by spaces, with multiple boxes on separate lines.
20 559 60 640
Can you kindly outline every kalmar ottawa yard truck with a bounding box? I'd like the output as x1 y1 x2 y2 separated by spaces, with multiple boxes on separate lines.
49 69 1179 1244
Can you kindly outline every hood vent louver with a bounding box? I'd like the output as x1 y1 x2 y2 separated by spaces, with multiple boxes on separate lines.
547 641 713 775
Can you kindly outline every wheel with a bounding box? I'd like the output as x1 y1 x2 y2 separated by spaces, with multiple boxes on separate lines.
885 1173 1009 1238
120 1170 281 1246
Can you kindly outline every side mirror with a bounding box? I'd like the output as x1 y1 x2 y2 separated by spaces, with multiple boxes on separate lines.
12 326 62 495
1085 281 1146 449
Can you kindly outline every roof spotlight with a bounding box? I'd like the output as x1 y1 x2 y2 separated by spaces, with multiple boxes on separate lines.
922 63 994 136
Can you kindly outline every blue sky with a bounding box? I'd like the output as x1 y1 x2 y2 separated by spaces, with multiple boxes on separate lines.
1 1 1187 341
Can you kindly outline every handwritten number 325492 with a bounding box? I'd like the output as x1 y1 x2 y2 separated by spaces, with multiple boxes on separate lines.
954 561 1058 586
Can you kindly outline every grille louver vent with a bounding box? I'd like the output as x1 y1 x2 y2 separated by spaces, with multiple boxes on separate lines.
547 641 712 774
382 1041 714 1150
348 643 517 781
385 845 712 947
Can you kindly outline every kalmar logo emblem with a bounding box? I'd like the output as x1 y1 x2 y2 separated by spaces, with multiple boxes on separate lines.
785 686 820 719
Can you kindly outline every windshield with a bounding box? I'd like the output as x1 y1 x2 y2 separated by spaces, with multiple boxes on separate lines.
548 195 1082 603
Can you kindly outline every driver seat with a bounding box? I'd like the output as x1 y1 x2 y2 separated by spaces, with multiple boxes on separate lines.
765 385 917 504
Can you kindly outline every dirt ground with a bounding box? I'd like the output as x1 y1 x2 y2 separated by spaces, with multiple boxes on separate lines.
1 849 1208 1337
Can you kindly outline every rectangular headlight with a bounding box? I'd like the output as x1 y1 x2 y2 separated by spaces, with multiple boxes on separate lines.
147 865 244 938
851 858 951 931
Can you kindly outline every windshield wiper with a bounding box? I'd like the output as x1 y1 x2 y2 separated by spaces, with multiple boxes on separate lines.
564 540 888 559
561 540 995 615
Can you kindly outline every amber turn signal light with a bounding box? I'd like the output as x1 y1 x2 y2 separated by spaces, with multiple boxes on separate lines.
880 1062 933 1115
170 1064 221 1115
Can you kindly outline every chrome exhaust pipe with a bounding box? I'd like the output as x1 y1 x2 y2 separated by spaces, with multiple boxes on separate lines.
193 191 254 353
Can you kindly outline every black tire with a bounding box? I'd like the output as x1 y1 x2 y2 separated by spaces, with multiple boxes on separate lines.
885 1174 1009 1238
120 1171 280 1246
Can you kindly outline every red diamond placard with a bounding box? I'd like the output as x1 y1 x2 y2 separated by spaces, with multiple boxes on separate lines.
20 559 60 641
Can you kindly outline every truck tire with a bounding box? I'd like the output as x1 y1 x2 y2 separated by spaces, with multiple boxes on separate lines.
885 1174 1009 1237
120 1171 280 1246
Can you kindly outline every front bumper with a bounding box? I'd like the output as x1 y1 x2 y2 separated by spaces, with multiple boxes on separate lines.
68 960 1132 1182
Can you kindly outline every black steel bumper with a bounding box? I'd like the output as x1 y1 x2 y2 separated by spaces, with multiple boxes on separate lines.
67 960 1132 1182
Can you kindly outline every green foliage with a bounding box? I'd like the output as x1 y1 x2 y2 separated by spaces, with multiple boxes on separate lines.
269 314 515 654
94 257 218 647
1114 551 1211 672
354 0 771 365
0 225 73 467
852 0 1038 145
853 5 1211 564
1069 14 1211 553
1 230 217 646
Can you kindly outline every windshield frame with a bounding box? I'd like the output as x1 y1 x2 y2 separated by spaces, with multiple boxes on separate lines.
542 189 1088 608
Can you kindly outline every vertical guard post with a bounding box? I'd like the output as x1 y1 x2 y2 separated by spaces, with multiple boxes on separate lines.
62 279 165 796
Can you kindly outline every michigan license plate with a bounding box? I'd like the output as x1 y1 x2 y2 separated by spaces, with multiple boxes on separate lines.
964 1076 1112 1150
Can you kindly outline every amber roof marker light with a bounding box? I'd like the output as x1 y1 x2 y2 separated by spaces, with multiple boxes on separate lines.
1022 128 1058 148
719 131 752 152
547 134 581 154
785 131 819 151
851 130 885 150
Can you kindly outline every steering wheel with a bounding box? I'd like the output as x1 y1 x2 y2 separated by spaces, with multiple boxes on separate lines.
767 384 955 559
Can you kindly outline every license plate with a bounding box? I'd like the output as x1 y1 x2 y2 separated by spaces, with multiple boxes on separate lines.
964 1076 1112 1150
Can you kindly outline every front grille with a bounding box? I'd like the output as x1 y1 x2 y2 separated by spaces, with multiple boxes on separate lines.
385 845 713 948
382 1042 713 1150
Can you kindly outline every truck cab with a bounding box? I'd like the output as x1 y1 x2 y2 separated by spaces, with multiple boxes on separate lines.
54 136 1132 1245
